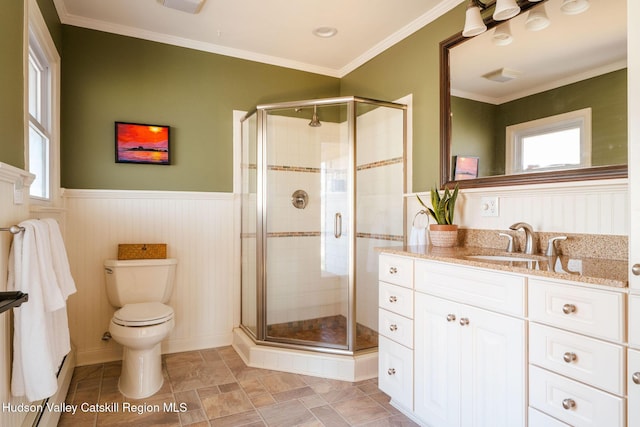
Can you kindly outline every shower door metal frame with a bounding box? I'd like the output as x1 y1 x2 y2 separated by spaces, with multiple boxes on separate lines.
240 96 408 356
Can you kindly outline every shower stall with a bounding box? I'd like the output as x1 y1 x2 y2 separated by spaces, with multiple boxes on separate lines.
239 96 406 358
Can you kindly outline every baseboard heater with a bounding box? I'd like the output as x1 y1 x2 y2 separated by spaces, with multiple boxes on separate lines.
21 345 76 427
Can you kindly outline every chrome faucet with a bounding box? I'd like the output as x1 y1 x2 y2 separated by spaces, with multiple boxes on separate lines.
509 222 535 254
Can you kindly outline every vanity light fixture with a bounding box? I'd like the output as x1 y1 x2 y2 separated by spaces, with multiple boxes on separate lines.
560 0 590 15
493 0 521 21
463 0 589 39
462 0 487 37
525 4 551 31
493 21 514 45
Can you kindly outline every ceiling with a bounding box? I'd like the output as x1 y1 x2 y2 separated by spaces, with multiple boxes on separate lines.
52 0 463 78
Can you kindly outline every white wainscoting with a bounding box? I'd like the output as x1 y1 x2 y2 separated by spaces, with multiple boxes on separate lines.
63 189 239 366
407 179 628 237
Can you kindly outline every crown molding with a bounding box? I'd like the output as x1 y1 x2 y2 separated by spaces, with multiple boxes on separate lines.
53 0 463 78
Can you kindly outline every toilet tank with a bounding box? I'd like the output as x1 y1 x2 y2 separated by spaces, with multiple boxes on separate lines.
104 258 177 307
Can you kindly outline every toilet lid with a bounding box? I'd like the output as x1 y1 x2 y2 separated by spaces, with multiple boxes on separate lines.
113 302 174 327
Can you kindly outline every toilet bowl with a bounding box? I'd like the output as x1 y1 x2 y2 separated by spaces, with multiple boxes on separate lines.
104 259 177 399
109 302 175 398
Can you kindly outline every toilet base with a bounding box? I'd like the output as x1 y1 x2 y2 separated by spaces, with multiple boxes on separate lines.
118 342 164 399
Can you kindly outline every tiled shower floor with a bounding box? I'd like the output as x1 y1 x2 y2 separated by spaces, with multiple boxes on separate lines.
59 346 418 426
267 315 379 350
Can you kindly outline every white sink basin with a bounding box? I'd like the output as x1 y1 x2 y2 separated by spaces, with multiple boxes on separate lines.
465 255 540 262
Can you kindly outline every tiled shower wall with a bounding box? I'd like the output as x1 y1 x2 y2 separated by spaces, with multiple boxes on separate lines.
263 104 405 331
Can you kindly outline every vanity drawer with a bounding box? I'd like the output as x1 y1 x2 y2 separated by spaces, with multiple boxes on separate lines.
629 294 640 349
529 323 625 396
379 282 413 318
379 308 413 348
529 407 569 427
378 336 413 410
528 279 625 343
414 259 525 316
529 365 625 427
379 254 413 288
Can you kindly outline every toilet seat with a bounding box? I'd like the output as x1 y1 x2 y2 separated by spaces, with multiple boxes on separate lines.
113 302 174 327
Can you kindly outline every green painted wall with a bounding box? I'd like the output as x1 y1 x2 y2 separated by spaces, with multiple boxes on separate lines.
450 97 497 176
37 0 63 52
61 27 340 192
340 3 467 192
0 0 25 168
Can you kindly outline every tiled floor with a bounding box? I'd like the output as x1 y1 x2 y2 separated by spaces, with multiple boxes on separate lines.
59 346 420 426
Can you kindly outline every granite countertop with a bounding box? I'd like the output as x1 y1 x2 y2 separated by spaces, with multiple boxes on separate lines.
380 245 629 289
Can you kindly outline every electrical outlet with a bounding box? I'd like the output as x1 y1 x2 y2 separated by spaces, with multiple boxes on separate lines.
480 196 499 217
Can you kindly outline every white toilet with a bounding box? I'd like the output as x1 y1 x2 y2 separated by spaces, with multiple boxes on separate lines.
104 258 177 399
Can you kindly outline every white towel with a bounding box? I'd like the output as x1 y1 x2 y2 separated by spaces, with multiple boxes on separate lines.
409 211 428 246
8 219 76 402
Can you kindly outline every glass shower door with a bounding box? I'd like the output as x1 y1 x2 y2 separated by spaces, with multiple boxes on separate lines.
264 104 351 349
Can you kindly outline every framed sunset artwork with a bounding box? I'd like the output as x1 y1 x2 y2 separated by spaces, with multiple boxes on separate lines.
115 122 170 165
452 155 479 180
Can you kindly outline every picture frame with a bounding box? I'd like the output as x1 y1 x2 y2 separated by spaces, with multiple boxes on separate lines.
452 155 479 180
115 122 170 165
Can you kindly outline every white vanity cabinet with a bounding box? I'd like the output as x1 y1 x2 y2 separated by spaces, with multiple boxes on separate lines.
527 279 627 427
413 260 526 427
378 254 414 412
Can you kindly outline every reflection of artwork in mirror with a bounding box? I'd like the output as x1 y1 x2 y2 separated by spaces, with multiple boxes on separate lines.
115 122 170 165
442 0 627 187
453 156 479 180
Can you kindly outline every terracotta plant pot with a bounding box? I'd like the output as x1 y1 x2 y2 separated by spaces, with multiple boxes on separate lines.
429 224 459 247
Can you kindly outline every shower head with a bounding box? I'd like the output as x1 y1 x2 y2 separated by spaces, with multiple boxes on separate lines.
309 105 322 127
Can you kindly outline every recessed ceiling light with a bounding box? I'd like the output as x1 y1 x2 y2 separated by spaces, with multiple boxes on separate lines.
312 27 338 38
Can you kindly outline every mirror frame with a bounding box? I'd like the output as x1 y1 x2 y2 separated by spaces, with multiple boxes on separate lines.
439 26 627 189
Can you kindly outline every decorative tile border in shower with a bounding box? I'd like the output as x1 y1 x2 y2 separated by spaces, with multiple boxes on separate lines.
356 157 403 171
243 232 402 241
267 231 322 238
267 165 322 173
245 158 403 173
356 232 404 242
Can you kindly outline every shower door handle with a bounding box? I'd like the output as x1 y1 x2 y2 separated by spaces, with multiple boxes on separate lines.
334 213 342 238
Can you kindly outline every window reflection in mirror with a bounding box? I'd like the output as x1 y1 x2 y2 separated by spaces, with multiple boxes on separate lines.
442 0 627 188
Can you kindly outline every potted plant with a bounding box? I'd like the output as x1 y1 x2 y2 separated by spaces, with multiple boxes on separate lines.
417 184 459 247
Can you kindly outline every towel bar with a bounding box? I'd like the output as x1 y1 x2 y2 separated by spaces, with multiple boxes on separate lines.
0 225 25 234
0 292 28 314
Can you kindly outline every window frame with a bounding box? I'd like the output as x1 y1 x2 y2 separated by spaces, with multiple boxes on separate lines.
505 108 592 175
26 0 60 204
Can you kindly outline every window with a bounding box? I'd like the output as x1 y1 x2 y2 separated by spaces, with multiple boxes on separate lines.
27 0 60 202
505 108 592 174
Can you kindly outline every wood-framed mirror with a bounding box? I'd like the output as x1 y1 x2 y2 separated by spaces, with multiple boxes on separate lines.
440 0 627 189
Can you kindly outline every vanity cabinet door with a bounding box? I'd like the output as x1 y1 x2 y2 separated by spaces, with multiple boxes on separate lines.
414 293 526 427
459 302 526 427
414 293 461 427
629 349 640 427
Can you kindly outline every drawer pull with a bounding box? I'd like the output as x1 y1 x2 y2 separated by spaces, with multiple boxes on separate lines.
387 368 396 376
389 324 398 332
633 372 640 385
562 398 576 410
389 266 398 274
446 314 456 322
459 317 470 326
563 352 577 363
389 296 398 303
562 303 577 314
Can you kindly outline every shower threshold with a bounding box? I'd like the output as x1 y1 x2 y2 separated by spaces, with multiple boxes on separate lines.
232 327 378 382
